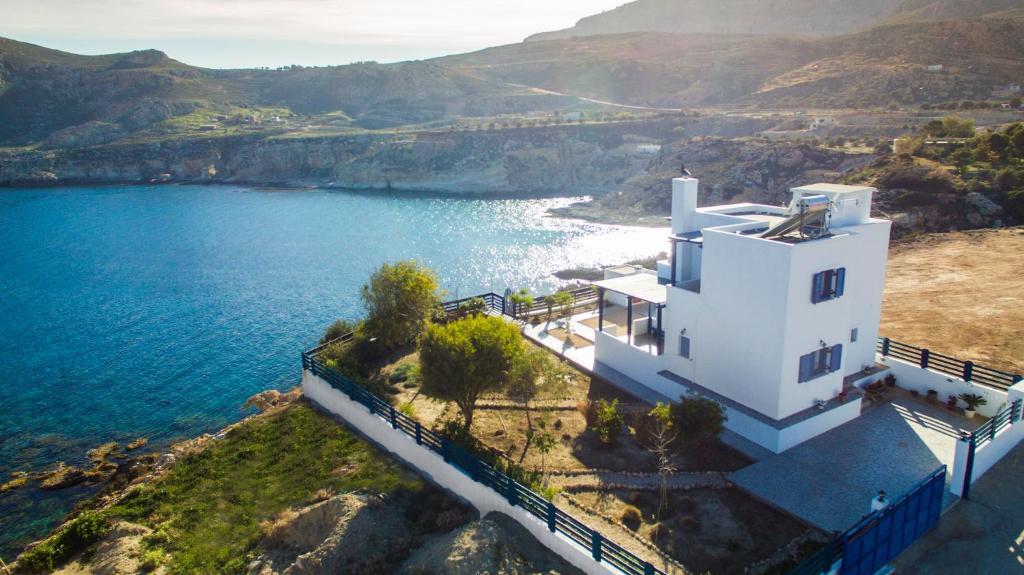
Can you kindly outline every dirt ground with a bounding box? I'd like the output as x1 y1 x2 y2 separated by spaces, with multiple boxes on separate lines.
384 347 749 474
546 327 593 349
881 227 1024 375
572 487 810 575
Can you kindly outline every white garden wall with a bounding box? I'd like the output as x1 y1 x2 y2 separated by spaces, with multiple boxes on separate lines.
950 380 1024 497
879 355 1008 418
302 370 620 575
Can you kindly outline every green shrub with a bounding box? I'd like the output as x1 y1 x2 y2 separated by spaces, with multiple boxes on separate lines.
620 505 643 531
138 547 166 572
592 399 624 445
995 168 1020 192
388 363 418 384
670 396 726 447
320 318 360 344
16 511 111 573
1006 190 1024 221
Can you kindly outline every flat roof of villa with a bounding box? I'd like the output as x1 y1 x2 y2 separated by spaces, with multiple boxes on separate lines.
592 272 667 304
792 183 875 195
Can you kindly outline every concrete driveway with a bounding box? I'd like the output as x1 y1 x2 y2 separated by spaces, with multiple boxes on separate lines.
730 390 972 532
891 441 1024 574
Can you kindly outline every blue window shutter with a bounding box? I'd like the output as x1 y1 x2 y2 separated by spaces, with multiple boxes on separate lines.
835 268 846 297
679 335 691 359
811 272 824 303
798 352 814 382
830 344 843 373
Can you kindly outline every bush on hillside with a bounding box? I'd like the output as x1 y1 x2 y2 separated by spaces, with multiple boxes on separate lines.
620 505 642 531
16 511 111 573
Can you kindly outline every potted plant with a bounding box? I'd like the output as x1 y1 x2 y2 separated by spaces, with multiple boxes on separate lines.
884 374 896 388
926 389 938 404
958 393 988 419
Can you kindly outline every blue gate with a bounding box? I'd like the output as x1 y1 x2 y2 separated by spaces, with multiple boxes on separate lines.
786 466 946 575
838 466 946 575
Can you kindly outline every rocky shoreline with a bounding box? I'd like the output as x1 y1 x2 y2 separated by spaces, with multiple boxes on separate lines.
5 388 585 575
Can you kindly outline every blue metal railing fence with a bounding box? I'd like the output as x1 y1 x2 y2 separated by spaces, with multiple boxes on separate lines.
301 345 666 575
877 337 1022 392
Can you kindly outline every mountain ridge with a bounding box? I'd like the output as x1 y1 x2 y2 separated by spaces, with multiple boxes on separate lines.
526 0 1022 41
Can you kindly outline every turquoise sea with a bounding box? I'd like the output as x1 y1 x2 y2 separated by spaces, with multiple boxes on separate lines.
0 184 667 558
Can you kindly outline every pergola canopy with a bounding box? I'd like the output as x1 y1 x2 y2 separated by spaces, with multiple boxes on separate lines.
592 273 667 305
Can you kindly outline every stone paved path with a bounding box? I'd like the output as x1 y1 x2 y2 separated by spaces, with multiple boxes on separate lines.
548 470 729 491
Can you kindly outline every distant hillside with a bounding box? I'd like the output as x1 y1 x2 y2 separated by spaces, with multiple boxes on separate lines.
527 0 1021 41
2 9 1022 148
448 15 1024 109
0 38 551 146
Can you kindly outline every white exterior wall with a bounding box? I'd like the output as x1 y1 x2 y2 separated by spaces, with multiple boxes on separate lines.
951 380 1024 496
663 230 794 419
600 178 892 451
302 370 620 575
593 331 686 401
778 221 891 419
879 355 1009 418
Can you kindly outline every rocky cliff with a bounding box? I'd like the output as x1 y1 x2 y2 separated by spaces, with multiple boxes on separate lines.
0 118 772 194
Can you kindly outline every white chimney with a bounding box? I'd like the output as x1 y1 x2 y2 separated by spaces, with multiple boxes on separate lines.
672 177 699 235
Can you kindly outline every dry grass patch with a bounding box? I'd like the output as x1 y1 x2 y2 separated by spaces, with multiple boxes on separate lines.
882 228 1024 374
573 488 811 575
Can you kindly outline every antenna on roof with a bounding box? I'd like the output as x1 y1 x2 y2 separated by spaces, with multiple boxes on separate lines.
680 163 692 177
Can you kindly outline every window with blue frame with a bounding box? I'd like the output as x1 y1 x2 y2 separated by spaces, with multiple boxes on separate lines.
678 334 691 359
798 344 843 383
811 267 846 303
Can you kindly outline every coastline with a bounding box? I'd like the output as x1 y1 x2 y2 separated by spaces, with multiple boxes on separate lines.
0 178 669 227
3 389 301 569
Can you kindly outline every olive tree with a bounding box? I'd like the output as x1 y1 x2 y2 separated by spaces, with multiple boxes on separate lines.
361 260 439 349
418 315 524 428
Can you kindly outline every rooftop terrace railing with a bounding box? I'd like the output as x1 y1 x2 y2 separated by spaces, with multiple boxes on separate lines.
301 339 668 575
877 337 1022 392
966 398 1023 449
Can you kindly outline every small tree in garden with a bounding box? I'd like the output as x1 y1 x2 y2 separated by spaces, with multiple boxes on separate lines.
593 399 624 445
554 291 575 334
644 403 678 522
507 347 562 432
533 420 557 479
508 289 533 321
543 294 557 323
361 260 439 349
418 315 524 428
670 396 726 449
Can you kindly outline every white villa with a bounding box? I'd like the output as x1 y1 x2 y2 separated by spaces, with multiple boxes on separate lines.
588 178 892 453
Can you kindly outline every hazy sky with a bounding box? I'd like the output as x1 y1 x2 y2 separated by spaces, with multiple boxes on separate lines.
0 0 625 68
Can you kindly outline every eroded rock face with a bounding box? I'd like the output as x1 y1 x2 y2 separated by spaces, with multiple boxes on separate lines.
252 494 412 575
398 514 584 575
0 121 679 193
52 521 159 575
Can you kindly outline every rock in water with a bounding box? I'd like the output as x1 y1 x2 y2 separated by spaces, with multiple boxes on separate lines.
126 437 148 450
38 463 87 490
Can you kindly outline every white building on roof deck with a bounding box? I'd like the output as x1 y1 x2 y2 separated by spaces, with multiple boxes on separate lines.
591 178 892 453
